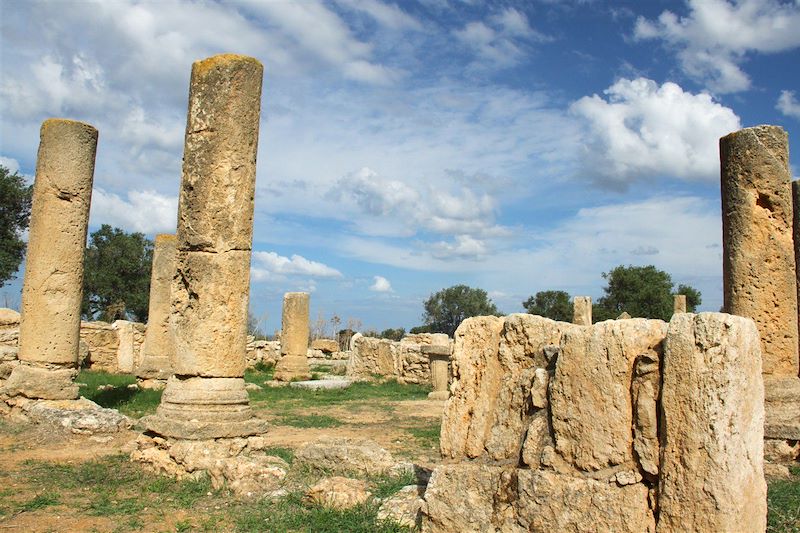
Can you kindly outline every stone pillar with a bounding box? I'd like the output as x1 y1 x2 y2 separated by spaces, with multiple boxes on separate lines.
3 119 97 400
572 296 591 325
144 54 267 440
720 125 799 375
658 313 765 533
673 295 686 314
794 179 800 367
425 345 451 400
273 292 311 382
135 234 177 386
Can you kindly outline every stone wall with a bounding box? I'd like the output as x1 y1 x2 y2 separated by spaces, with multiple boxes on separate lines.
423 313 765 532
346 333 453 384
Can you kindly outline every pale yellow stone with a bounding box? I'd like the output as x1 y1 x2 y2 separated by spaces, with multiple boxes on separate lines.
672 294 686 314
17 119 97 367
273 292 310 381
721 125 799 375
137 234 176 380
572 296 591 325
657 313 766 533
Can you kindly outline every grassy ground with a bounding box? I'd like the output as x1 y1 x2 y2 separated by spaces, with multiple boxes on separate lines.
768 465 800 533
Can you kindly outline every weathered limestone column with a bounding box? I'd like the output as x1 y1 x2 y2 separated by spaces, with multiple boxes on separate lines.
672 295 686 314
658 313 765 533
273 292 311 382
135 234 177 387
794 179 800 362
144 54 267 439
3 119 97 400
720 125 799 375
424 345 451 400
572 296 591 325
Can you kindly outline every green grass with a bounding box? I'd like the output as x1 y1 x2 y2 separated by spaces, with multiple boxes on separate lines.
263 446 295 464
77 370 161 417
232 492 411 533
17 492 60 512
406 425 440 449
277 414 344 428
768 466 800 533
248 378 431 410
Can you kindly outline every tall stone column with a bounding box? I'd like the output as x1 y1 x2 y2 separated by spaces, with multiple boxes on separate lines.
3 119 97 400
273 292 311 382
720 125 799 375
673 295 686 314
572 296 591 325
794 179 800 366
135 234 177 387
425 345 451 400
144 54 267 439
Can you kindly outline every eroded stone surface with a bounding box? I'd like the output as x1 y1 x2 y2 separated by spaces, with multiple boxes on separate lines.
658 313 766 533
377 485 425 529
293 437 396 476
304 477 371 510
273 292 311 382
2 364 78 400
11 397 131 433
137 234 177 380
572 296 591 325
721 125 799 375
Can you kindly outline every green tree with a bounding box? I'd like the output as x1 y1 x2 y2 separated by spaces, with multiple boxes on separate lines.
0 165 33 286
82 225 153 322
593 265 702 322
379 328 406 341
522 290 572 322
422 284 500 336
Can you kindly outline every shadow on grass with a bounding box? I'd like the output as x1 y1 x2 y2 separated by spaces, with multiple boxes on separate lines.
77 370 161 417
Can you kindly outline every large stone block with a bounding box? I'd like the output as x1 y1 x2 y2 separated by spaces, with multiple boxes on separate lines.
658 313 766 533
176 55 262 253
170 250 249 377
551 318 666 472
2 364 79 400
721 125 799 375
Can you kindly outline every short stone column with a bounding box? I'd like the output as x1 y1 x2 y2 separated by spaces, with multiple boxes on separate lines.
273 292 311 382
572 296 591 325
720 125 799 375
135 234 177 387
144 54 267 440
424 345 451 400
673 295 687 314
4 119 97 400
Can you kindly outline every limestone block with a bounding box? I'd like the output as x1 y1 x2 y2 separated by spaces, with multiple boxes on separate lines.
721 125 799 375
176 55 262 253
113 320 145 373
0 308 20 327
171 250 249 377
673 294 687 314
515 470 655 533
764 376 800 439
18 397 132 433
138 233 176 379
346 336 398 379
79 321 119 371
293 437 395 476
18 119 97 366
279 292 309 358
764 439 800 463
304 477 371 510
0 310 19 348
658 313 766 533
572 296 591 325
2 364 78 400
551 318 666 472
377 485 425 529
422 464 520 533
310 339 339 353
794 179 800 341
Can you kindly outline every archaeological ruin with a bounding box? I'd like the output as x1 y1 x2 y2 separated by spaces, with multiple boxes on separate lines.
273 292 312 382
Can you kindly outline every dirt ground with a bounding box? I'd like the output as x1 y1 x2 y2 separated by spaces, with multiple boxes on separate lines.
0 397 445 532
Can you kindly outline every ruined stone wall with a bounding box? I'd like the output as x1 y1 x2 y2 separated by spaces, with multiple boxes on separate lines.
423 313 765 532
346 333 453 384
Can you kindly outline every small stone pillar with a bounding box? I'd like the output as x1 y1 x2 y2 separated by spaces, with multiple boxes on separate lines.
144 54 267 439
572 296 591 325
720 125 799 375
4 119 97 400
135 234 177 387
273 292 311 382
673 295 687 314
424 345 451 400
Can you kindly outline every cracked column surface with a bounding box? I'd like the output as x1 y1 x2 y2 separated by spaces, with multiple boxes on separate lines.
4 119 97 400
144 54 268 439
721 125 799 375
135 234 177 382
273 292 311 382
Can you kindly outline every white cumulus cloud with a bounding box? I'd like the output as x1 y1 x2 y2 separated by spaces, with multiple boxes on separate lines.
777 90 800 120
370 275 393 292
251 251 342 281
571 77 741 188
634 0 800 93
89 188 178 234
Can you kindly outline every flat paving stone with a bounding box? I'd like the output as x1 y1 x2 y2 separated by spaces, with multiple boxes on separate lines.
290 379 353 390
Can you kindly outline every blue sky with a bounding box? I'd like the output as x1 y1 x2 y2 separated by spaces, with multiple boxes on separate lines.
2 0 799 335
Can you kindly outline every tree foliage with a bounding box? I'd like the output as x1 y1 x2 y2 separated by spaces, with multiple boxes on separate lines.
593 265 701 322
379 328 406 341
82 225 153 322
522 290 572 322
0 165 33 287
422 284 500 336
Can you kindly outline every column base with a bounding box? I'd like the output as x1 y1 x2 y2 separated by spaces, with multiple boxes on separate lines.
134 354 172 381
2 362 78 400
273 355 311 382
428 391 450 401
143 375 267 440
